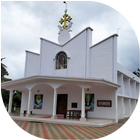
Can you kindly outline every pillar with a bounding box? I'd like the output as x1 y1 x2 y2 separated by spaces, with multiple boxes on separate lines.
122 97 125 118
51 88 57 119
134 99 138 116
27 88 32 117
8 90 13 115
115 89 118 123
80 87 86 122
129 99 131 116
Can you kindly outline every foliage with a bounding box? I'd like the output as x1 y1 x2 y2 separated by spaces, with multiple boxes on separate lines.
2 78 12 82
1 58 22 111
13 90 22 108
1 58 9 82
1 89 10 107
133 68 140 77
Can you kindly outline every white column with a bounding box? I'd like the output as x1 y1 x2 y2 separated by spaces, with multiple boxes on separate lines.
138 100 140 116
122 97 125 118
51 88 57 119
20 91 24 117
129 99 131 116
27 89 32 117
134 100 138 116
8 90 13 115
80 87 86 122
115 89 118 123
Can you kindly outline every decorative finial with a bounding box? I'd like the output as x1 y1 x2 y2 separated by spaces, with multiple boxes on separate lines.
63 1 67 12
58 1 73 45
59 1 72 29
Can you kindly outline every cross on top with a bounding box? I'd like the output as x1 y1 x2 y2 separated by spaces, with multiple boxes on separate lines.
59 12 72 29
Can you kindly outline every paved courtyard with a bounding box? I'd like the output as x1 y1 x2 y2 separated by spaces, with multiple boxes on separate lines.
14 119 128 139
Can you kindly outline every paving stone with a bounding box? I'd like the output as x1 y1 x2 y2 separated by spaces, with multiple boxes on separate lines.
1 117 140 140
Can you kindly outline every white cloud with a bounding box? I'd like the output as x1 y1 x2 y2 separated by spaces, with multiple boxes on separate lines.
1 1 139 80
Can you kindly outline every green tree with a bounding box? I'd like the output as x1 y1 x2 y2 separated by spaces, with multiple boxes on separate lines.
1 58 9 82
1 58 22 112
133 68 140 77
1 89 10 109
1 58 12 107
13 90 22 108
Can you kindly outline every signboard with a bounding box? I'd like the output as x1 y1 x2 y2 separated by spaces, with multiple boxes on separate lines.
97 100 112 107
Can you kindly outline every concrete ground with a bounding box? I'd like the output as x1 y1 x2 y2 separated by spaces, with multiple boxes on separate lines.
14 118 128 139
11 113 115 127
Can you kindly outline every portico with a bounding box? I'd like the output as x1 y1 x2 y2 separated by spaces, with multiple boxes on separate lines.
2 75 120 124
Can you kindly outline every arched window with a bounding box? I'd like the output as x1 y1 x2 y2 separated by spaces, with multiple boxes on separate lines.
56 52 67 69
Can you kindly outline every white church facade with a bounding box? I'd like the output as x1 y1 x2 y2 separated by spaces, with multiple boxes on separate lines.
1 7 139 125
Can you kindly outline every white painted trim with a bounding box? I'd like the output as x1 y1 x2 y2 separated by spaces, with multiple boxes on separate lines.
115 89 118 123
39 39 43 75
112 36 117 83
27 89 31 115
1 75 120 89
24 51 28 77
117 63 140 83
25 50 39 55
52 88 57 117
117 94 138 100
40 27 93 47
90 34 118 48
8 90 13 114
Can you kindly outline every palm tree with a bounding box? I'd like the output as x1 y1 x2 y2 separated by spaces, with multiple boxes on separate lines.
133 68 140 77
1 58 9 82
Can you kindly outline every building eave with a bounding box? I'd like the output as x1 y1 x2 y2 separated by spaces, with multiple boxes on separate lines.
1 75 120 90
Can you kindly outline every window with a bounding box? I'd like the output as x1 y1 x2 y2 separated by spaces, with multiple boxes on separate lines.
56 52 67 69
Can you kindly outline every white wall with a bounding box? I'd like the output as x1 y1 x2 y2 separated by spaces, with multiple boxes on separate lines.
124 98 131 117
30 84 54 115
20 91 29 114
40 28 92 78
131 99 136 115
57 84 82 110
21 84 82 115
117 73 123 94
130 81 136 97
123 77 130 96
136 100 140 116
86 86 116 120
20 83 117 120
117 67 139 100
90 35 117 82
118 96 123 119
136 83 140 99
138 100 140 116
24 51 40 77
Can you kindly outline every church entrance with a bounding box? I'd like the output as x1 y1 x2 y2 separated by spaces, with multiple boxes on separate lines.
57 94 68 115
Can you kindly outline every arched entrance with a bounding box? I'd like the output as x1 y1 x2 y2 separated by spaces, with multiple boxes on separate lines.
56 84 82 116
29 84 54 115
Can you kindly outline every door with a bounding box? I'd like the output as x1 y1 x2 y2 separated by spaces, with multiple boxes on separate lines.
57 94 68 114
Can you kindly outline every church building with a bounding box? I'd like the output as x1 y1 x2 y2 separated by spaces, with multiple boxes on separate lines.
1 5 139 126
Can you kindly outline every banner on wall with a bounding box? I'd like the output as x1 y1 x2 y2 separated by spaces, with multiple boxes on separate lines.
34 94 43 109
85 94 94 111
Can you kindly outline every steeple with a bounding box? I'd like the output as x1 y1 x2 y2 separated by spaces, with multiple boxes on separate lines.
58 1 73 45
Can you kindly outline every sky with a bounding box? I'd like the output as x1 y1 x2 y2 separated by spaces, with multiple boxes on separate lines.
1 1 140 80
